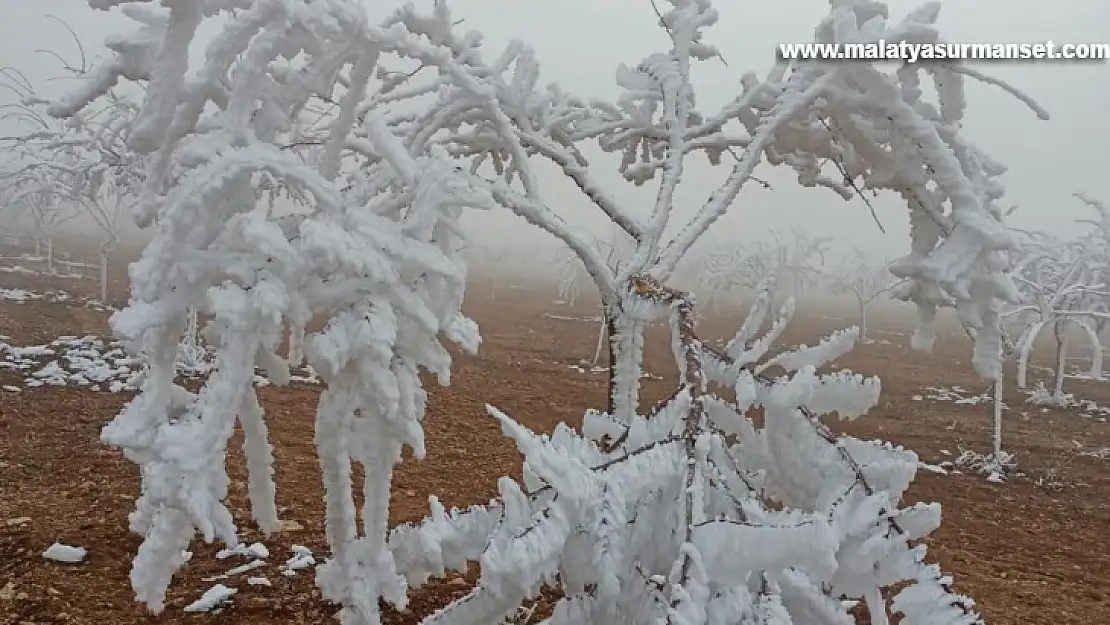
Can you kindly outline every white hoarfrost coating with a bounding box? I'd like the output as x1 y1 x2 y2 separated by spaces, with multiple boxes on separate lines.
389 277 977 624
183 584 237 613
53 0 488 620
50 0 1042 623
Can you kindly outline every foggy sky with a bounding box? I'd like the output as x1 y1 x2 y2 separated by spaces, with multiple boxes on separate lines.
0 0 1106 266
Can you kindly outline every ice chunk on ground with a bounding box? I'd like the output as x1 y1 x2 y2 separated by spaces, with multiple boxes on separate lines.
216 541 269 560
42 542 87 563
184 584 237 613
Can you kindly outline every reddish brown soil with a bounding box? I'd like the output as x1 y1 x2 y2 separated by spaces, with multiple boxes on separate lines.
1 243 1108 625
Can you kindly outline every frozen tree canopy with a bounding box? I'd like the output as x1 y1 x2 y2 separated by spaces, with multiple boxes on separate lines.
46 0 1046 623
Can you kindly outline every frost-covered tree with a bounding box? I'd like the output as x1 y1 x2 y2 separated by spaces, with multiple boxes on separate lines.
556 243 588 307
0 65 142 301
54 0 1045 622
0 164 80 272
697 231 828 318
1071 191 1110 335
769 229 833 303
950 324 1017 483
557 228 635 367
391 276 984 624
829 248 898 342
697 241 779 314
50 2 492 621
325 0 1051 419
461 242 507 300
965 194 1109 473
1006 230 1107 407
557 227 634 305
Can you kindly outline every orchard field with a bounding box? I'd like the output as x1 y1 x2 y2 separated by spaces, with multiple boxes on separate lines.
4 0 1108 622
1 239 1107 625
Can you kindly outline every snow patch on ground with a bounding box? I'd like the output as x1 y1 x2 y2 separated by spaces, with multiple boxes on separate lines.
1079 447 1110 460
542 312 603 323
0 287 114 311
917 385 1003 408
1025 384 1110 419
913 384 1108 422
0 334 320 392
1 335 139 392
171 543 317 613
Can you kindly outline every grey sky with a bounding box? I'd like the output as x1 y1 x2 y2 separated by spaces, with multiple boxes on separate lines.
0 0 1106 266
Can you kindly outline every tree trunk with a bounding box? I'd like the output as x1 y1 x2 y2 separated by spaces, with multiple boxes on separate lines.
992 377 1003 458
606 311 618 416
46 237 54 274
604 305 642 422
98 248 110 303
592 314 606 368
859 300 868 342
288 325 305 367
1053 322 1068 402
178 308 206 372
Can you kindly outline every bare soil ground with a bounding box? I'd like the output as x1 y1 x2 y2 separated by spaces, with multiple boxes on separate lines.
1 241 1108 625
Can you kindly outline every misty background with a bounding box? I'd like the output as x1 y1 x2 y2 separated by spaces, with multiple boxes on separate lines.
0 0 1106 281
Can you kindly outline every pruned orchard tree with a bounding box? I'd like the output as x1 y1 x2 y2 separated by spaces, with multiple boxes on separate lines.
0 169 73 269
555 242 587 306
557 227 635 367
0 160 80 272
955 197 1107 479
1071 191 1110 335
1006 229 1108 407
53 0 1045 623
175 306 210 376
1 60 144 302
830 247 899 343
768 229 833 304
460 242 507 300
697 240 779 314
950 323 1018 483
697 231 829 316
557 226 635 305
1 67 70 263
